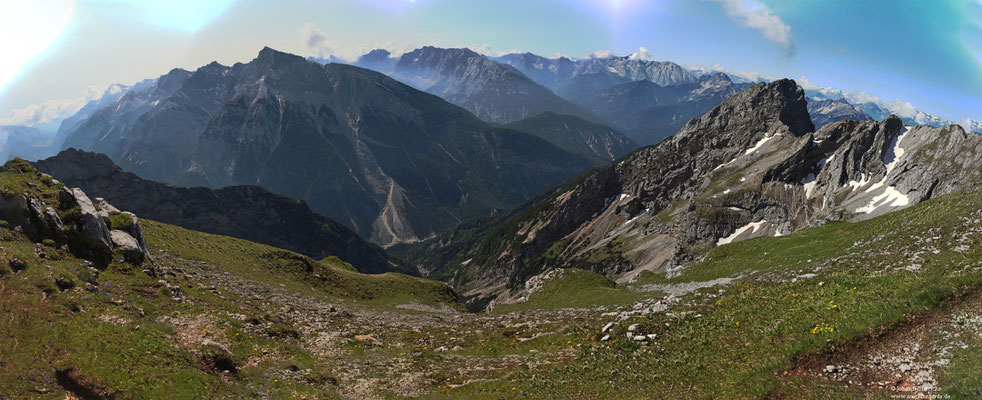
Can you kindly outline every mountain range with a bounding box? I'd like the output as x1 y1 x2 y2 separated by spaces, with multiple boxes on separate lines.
60 47 597 246
398 79 982 306
807 97 872 129
340 47 597 124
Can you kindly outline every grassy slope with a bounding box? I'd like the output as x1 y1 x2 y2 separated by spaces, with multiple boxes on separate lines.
142 220 462 311
454 190 982 399
493 269 661 314
0 162 464 398
0 218 465 399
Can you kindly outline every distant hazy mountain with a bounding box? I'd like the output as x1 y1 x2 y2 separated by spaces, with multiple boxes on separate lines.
807 98 872 129
505 112 636 164
579 73 751 145
332 46 596 124
62 68 192 156
495 53 697 90
492 53 576 88
0 125 55 161
0 84 134 162
62 47 595 246
1 84 130 131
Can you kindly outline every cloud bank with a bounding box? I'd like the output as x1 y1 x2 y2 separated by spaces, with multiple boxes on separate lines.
628 47 652 61
710 0 795 57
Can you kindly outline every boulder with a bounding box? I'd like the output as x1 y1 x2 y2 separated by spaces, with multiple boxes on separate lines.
110 230 145 263
119 211 149 257
60 187 113 260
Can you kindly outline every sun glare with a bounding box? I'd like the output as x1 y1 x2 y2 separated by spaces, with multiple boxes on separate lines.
0 0 75 94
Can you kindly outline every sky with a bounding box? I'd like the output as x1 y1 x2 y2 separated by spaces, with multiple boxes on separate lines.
0 0 980 125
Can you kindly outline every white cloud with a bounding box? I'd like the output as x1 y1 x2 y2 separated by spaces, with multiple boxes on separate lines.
628 47 651 61
298 23 415 62
0 83 122 127
585 50 615 59
685 63 777 83
710 0 794 57
962 118 982 133
466 44 523 58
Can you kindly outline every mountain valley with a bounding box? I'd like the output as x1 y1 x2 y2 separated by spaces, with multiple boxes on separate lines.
1 37 981 400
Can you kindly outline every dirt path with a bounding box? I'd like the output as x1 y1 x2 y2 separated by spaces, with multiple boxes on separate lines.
782 291 982 399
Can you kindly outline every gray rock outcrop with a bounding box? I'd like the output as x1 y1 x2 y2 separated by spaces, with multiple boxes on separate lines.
0 160 151 265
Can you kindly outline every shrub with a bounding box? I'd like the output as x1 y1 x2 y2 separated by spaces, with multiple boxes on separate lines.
34 279 58 295
9 257 28 272
267 323 300 339
307 370 338 385
108 212 134 231
54 273 76 291
198 345 237 374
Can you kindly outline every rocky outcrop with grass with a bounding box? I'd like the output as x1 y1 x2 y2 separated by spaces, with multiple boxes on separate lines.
37 148 407 274
0 158 150 265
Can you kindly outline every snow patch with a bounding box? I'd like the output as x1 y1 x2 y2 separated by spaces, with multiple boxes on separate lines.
801 173 817 197
855 186 910 214
744 135 775 155
624 209 650 225
883 127 910 175
714 158 737 171
846 174 872 190
849 127 912 214
718 220 768 246
816 153 833 169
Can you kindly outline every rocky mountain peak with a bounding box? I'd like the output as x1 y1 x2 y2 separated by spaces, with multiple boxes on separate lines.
358 49 392 63
699 72 733 84
156 68 193 93
252 46 310 71
399 46 482 67
669 79 813 164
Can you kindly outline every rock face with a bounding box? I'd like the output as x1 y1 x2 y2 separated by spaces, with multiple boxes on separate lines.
0 159 150 265
404 79 982 307
36 149 407 274
350 46 596 124
60 47 595 246
808 98 872 129
60 187 114 260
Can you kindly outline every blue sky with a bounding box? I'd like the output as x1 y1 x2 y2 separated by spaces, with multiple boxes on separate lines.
1 0 979 124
